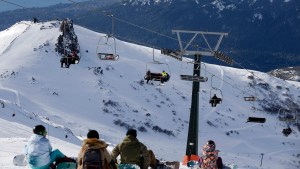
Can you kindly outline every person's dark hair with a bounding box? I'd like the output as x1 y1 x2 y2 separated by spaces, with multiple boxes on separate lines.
33 125 46 136
126 129 137 137
87 130 99 139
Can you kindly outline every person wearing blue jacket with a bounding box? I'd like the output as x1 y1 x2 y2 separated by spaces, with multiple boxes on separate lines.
24 125 65 169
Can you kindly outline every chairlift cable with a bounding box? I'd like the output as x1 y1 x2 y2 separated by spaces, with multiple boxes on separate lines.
3 0 295 80
0 0 26 9
54 1 298 81
3 0 295 115
63 0 209 51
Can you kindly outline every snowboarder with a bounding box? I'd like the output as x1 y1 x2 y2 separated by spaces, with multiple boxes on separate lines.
24 125 66 169
111 129 150 169
77 130 113 169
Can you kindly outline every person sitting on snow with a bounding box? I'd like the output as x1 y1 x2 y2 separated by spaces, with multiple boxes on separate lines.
111 129 150 169
24 125 66 169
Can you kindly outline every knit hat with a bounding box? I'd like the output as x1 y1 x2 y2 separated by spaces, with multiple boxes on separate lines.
87 130 99 139
204 140 216 152
126 129 137 137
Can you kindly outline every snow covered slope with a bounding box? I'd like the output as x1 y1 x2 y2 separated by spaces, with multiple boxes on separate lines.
0 20 299 169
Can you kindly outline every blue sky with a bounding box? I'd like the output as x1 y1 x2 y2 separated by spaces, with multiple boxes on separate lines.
0 0 89 12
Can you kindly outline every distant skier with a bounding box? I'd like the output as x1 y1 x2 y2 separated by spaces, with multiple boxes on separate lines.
24 125 66 169
200 140 223 169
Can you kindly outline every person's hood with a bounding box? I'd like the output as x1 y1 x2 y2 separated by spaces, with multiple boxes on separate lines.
82 138 108 149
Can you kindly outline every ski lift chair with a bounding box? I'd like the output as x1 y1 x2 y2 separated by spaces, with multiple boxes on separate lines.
144 70 170 84
97 53 119 61
209 93 222 107
96 35 119 61
247 117 266 123
246 104 266 123
278 108 296 122
209 76 223 107
282 126 292 137
144 52 171 84
180 63 208 82
60 53 80 68
244 96 256 101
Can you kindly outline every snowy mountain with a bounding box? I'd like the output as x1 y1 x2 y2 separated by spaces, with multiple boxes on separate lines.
93 0 300 72
269 66 300 82
0 20 300 169
0 0 299 72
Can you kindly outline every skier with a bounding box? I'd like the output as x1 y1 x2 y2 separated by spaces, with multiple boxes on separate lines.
24 125 66 169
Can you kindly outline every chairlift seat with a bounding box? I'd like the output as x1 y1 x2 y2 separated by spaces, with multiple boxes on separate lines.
180 75 208 82
97 53 119 61
247 117 266 123
60 56 80 68
144 72 170 83
282 127 292 137
244 96 256 101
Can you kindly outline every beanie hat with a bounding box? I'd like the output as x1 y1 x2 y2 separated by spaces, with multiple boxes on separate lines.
87 130 99 139
207 140 215 146
204 140 216 152
126 129 137 137
33 125 46 136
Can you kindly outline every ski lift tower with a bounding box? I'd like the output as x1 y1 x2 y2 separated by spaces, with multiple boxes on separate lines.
171 30 231 164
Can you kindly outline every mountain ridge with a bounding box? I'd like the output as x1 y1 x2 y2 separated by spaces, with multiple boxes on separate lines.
0 0 299 72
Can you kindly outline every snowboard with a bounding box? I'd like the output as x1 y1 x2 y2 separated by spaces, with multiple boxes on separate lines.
13 154 27 166
118 164 140 169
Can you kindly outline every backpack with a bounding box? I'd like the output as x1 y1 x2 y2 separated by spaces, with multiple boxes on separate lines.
83 148 102 169
55 157 77 169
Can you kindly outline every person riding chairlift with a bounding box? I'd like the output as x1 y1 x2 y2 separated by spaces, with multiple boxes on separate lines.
161 70 168 84
71 51 77 58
